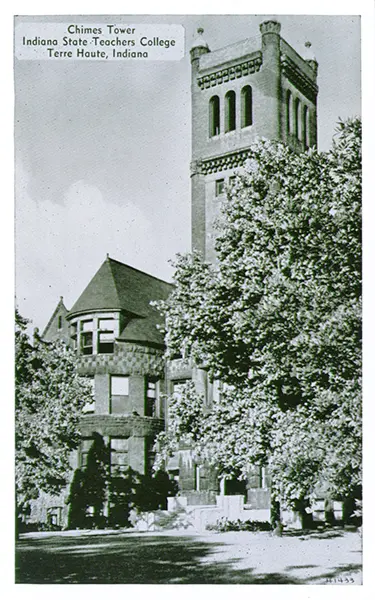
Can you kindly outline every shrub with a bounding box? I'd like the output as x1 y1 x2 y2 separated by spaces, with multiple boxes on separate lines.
67 458 178 530
206 517 272 532
153 507 193 530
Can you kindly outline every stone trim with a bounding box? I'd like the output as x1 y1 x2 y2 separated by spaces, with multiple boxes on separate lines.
280 53 318 102
259 20 281 35
198 148 253 175
197 52 262 90
80 414 164 437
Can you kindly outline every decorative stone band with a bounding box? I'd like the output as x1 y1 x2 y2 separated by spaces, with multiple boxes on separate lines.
76 342 165 377
280 53 318 103
167 357 192 378
192 147 255 176
79 414 164 438
197 52 262 90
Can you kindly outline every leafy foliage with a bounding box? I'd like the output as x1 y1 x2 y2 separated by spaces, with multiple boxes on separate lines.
67 433 178 529
155 119 362 509
206 517 272 532
15 310 93 514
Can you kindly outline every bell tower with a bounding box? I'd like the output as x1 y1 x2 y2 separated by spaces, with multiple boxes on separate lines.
190 20 318 262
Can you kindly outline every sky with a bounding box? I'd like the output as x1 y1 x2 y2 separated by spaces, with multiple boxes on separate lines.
14 13 361 333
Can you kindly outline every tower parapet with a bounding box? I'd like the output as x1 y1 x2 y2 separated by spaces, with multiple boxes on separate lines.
190 19 319 261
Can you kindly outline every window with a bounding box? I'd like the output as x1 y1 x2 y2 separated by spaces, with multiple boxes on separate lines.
145 437 156 475
110 438 129 475
110 375 130 414
212 379 222 403
82 377 95 414
206 379 222 406
172 380 188 398
80 438 93 467
145 378 158 417
294 97 301 140
241 85 253 127
47 507 62 527
195 465 201 491
209 95 220 137
57 315 62 330
303 105 309 148
286 90 292 134
70 322 78 349
80 320 93 355
70 316 118 355
225 90 236 132
98 318 114 354
215 179 225 197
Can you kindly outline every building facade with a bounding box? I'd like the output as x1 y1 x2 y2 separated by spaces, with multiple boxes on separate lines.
35 256 173 526
32 19 319 524
190 20 318 262
168 19 319 507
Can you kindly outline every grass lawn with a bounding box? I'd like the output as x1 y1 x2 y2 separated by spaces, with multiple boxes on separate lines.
15 527 362 585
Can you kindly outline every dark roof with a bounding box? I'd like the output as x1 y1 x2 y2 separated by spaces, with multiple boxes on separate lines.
42 297 69 338
68 257 173 346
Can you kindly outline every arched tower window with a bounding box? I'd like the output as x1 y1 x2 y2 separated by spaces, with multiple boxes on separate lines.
241 85 253 127
209 95 220 137
303 105 309 148
286 90 292 134
294 97 301 140
225 90 236 132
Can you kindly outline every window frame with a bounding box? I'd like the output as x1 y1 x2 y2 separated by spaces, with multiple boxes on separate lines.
294 97 301 141
241 85 253 128
82 376 96 414
69 313 119 356
97 317 115 354
225 90 236 132
286 90 292 135
80 437 93 467
110 375 130 414
80 320 94 355
303 105 309 148
215 178 225 197
209 95 220 137
145 377 159 417
110 437 129 475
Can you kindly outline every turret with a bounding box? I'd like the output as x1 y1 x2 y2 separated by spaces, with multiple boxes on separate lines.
259 19 282 140
304 41 319 76
190 27 210 66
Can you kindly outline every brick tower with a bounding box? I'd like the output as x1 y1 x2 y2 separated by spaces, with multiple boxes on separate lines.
168 19 320 507
190 19 318 262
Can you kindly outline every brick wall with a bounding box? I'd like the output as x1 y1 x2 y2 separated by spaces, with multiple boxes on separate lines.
191 20 318 260
79 414 164 438
77 341 165 377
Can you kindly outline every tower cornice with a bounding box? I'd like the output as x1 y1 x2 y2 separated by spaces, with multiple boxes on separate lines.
195 147 257 175
280 53 319 102
196 51 262 90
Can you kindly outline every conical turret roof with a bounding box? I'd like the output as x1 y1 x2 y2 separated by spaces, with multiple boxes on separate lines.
68 256 173 346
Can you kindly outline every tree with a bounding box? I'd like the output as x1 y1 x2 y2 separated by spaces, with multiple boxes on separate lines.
79 432 110 527
155 119 361 514
15 310 93 518
66 468 87 529
67 433 178 529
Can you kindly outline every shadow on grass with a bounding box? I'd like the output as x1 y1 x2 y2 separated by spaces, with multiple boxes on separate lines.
283 529 345 539
16 531 302 584
16 530 362 585
305 563 362 584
